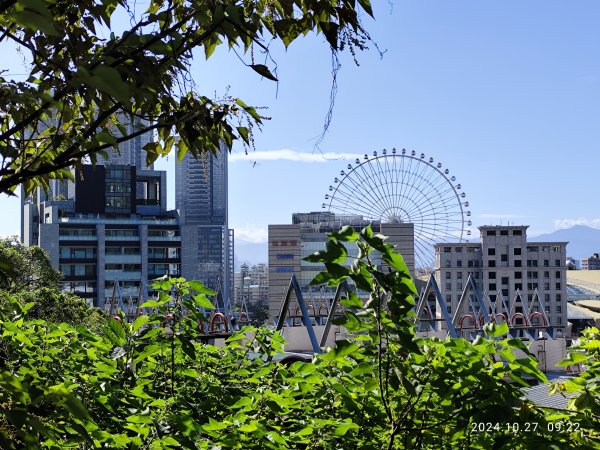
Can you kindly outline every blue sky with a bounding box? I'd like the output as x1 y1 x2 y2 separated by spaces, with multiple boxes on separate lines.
2 1 600 264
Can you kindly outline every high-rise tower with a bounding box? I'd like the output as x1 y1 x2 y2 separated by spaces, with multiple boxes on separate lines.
175 144 234 312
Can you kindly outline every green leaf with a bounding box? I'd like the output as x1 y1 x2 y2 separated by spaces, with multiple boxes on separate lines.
191 294 214 309
188 280 216 296
333 421 358 436
483 321 509 338
250 64 278 81
329 225 360 242
78 65 132 106
106 318 126 346
132 315 149 332
357 0 374 17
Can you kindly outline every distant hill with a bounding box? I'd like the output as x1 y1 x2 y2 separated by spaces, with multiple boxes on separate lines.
530 225 600 261
234 241 267 270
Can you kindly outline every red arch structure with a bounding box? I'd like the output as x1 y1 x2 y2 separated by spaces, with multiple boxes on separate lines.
209 312 229 332
511 312 529 327
529 311 547 326
238 312 250 324
317 304 329 317
458 314 477 329
494 313 508 324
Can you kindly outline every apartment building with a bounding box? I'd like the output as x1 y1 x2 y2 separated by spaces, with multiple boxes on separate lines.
22 164 180 308
434 225 568 333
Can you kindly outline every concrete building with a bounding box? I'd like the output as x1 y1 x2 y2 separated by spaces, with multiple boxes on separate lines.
582 253 600 270
22 164 179 308
233 263 269 312
268 212 415 321
175 145 233 311
434 225 568 333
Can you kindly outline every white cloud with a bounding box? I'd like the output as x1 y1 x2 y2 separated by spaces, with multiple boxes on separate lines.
234 226 268 243
230 149 362 163
554 218 600 229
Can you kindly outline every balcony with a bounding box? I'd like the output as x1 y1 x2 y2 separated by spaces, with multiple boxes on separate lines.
104 270 142 281
105 254 142 264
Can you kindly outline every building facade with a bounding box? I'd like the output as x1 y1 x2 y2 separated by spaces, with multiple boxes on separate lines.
233 263 269 311
434 225 568 333
175 145 234 311
268 212 415 321
22 164 180 308
582 253 600 270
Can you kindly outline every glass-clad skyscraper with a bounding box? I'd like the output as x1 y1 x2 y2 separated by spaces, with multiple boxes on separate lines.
175 144 234 312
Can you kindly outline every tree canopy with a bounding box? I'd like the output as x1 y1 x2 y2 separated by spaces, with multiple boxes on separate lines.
0 236 62 292
0 0 374 196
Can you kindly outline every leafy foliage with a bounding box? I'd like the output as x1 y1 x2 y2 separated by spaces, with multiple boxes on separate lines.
0 237 62 292
0 227 598 448
0 0 375 195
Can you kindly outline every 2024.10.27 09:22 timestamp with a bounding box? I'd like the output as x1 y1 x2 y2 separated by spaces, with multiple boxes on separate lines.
471 421 580 434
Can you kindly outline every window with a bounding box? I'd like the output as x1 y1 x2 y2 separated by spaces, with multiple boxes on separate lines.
545 305 550 313
488 260 496 267
501 277 509 285
489 294 496 302
514 260 522 267
446 295 452 303
457 260 462 267
457 272 463 280
515 272 522 279
544 294 550 301
502 288 509 296
457 283 463 290
474 272 480 279
445 283 451 291
489 283 496 291
556 305 562 313
489 272 496 279
447 306 452 313
555 271 561 278
544 271 549 279
455 247 463 253
556 294 562 302
543 259 549 267
501 254 508 262
500 230 509 236
445 260 450 268
555 259 561 266
443 247 451 253
513 230 522 236
514 248 522 256
488 248 496 256
446 272 451 279
468 260 473 267
544 283 550 290
556 283 561 290
514 283 522 291
557 317 562 325
487 230 496 236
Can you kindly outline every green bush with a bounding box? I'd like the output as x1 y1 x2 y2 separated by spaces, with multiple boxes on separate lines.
0 226 597 448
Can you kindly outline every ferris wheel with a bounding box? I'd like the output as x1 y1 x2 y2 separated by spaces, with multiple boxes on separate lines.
322 148 471 271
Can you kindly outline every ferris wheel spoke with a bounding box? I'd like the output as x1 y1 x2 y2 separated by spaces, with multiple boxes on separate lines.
327 151 470 269
334 171 388 219
365 157 397 216
354 159 395 218
375 156 397 219
330 193 383 219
